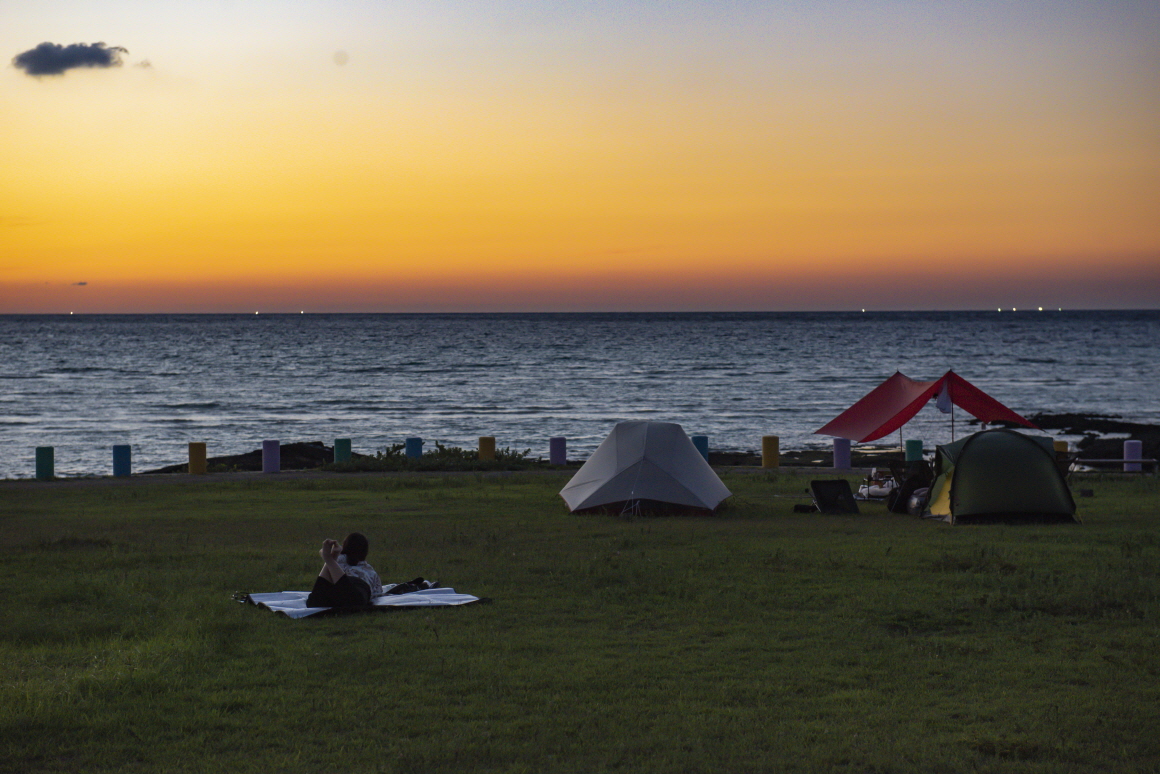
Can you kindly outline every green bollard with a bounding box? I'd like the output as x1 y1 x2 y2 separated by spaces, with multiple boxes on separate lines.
905 440 924 461
36 446 55 480
334 438 352 463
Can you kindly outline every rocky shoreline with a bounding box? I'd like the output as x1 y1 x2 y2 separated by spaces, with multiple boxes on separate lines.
1025 413 1160 460
143 442 362 474
141 413 1156 474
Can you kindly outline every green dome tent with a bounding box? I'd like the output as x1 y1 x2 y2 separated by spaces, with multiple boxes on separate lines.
926 429 1077 525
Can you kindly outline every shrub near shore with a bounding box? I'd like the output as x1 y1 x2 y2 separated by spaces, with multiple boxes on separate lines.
142 439 911 475
1 472 1158 773
328 441 545 472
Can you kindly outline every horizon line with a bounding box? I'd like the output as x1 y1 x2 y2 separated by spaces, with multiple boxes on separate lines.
3 308 1159 317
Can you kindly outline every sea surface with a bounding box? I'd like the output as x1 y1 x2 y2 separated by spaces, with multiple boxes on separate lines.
1 310 1157 479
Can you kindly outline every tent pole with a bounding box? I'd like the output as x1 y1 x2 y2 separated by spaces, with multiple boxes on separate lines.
947 378 955 442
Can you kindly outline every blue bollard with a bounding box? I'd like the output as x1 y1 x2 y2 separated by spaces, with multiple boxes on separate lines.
112 445 132 477
262 440 280 473
405 437 423 459
833 437 852 469
35 446 54 480
549 436 567 465
334 438 352 463
691 435 709 461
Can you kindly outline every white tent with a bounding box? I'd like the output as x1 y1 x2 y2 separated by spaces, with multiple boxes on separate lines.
560 421 732 512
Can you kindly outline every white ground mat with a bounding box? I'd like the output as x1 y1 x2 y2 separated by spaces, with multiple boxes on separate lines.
242 587 483 618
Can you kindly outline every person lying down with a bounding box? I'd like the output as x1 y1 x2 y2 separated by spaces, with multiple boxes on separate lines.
307 532 438 609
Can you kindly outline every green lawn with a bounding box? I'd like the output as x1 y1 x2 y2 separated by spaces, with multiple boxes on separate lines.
1 471 1158 773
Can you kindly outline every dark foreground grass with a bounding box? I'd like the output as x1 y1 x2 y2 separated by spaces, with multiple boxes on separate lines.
1 471 1158 773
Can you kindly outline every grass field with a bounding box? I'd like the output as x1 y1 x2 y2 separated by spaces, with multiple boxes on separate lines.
1 470 1158 773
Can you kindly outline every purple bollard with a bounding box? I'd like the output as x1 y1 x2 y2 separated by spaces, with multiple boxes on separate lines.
1124 440 1143 472
833 437 852 470
262 440 280 473
549 436 567 465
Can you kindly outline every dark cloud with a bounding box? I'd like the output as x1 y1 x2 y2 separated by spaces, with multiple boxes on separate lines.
12 42 128 77
72 282 88 286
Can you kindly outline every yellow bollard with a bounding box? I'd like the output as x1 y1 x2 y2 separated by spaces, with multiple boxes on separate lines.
479 436 496 461
189 442 207 474
762 435 780 468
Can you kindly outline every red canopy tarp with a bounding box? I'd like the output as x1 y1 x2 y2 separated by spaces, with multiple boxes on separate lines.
814 370 1037 443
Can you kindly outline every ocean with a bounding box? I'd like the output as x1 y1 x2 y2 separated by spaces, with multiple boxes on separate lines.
1 310 1157 479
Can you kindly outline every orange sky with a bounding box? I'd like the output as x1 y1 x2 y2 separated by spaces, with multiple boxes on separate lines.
3 1 1159 312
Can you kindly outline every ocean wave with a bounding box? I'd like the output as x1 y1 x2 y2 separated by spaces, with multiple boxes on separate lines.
1 310 1157 477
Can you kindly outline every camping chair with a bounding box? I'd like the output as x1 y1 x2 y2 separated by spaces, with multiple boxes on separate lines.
887 460 933 514
1054 450 1079 479
809 480 860 515
888 460 933 487
858 467 895 500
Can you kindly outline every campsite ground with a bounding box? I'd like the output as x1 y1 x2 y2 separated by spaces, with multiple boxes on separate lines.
1 470 1158 773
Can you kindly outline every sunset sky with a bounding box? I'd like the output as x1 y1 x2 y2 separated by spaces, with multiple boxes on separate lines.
3 1 1158 313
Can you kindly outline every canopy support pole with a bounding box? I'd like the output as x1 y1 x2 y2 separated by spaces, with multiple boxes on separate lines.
944 377 955 442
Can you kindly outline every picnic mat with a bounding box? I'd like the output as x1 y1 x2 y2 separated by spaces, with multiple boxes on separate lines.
240 587 484 618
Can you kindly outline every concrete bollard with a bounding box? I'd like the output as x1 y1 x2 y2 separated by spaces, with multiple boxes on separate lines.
762 435 780 469
691 435 709 461
334 438 352 463
189 442 207 474
833 437 851 470
1124 440 1143 472
549 436 567 465
262 440 280 473
905 439 924 462
35 446 54 480
479 436 496 461
112 445 132 477
405 437 423 459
